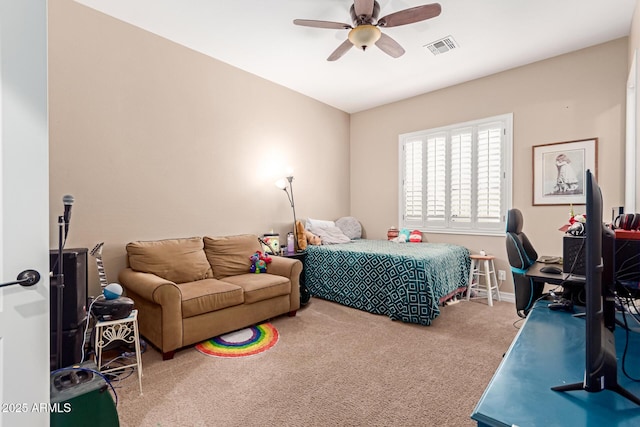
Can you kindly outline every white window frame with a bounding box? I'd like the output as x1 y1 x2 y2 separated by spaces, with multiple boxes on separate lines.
398 113 513 236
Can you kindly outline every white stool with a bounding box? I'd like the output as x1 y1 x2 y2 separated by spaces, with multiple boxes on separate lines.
467 255 501 306
94 309 143 394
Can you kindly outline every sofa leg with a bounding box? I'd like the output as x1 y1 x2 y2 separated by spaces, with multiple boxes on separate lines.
162 350 175 360
288 310 297 317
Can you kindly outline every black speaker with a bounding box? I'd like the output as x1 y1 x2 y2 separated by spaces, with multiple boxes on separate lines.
50 327 85 371
563 236 586 276
50 248 88 371
50 248 88 330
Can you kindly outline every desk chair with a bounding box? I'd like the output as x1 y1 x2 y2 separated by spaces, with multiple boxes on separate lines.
505 208 544 318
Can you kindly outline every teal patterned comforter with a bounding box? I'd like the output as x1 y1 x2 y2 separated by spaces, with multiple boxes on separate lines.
304 240 471 325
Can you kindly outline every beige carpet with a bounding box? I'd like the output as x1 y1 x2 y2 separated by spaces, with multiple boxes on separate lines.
114 297 520 426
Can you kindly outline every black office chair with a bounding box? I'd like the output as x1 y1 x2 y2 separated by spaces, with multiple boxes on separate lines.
505 208 544 318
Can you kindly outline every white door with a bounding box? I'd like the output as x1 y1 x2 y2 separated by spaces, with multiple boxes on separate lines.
0 0 50 426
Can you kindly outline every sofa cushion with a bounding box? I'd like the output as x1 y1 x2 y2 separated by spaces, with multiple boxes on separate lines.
127 237 213 284
221 274 291 304
176 279 244 318
203 234 262 279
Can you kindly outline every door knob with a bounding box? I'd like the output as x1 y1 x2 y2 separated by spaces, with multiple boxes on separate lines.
0 269 41 288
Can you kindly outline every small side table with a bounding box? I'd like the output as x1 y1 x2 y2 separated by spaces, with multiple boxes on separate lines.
94 309 143 394
280 250 310 305
467 254 501 307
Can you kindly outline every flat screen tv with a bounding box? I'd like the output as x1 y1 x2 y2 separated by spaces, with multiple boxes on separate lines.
551 169 640 405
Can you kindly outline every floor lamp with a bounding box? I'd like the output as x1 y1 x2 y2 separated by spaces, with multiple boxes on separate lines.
276 175 298 252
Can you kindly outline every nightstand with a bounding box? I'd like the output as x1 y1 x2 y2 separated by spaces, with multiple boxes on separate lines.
281 250 310 305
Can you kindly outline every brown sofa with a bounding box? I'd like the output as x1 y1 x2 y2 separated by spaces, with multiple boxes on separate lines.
118 234 301 360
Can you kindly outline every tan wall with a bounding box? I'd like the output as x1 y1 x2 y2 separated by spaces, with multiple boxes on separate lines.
351 38 629 294
48 0 350 296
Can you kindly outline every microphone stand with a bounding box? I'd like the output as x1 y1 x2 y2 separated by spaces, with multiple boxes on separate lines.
56 216 65 370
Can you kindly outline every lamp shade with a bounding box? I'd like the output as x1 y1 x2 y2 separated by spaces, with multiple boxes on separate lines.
275 179 287 190
348 25 381 51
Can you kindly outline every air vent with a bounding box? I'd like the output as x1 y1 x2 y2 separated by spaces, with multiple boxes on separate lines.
424 36 458 56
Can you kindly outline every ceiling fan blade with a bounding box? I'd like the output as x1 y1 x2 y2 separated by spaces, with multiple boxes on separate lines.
293 19 352 30
377 3 442 28
375 33 405 58
327 39 353 61
354 0 375 18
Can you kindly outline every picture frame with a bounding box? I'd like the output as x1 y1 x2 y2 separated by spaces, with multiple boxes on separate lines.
532 138 597 206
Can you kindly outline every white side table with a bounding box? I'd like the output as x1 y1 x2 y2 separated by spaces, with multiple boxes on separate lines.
94 309 143 394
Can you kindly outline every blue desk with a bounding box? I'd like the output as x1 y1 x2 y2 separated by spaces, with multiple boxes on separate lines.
471 301 640 426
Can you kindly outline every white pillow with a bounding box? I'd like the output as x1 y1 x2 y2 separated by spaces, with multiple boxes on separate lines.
310 226 352 245
305 218 336 230
335 216 362 240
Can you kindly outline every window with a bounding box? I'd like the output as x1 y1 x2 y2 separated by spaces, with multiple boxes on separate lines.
399 114 512 235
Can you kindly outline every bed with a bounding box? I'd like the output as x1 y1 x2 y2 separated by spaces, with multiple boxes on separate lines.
303 240 471 326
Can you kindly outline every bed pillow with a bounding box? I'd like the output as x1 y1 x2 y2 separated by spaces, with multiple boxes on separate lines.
335 216 362 240
305 218 336 230
309 226 352 245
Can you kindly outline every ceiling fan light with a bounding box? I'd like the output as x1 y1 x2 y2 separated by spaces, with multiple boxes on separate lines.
348 25 381 51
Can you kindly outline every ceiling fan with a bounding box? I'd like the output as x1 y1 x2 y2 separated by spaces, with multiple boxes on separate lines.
293 1 442 61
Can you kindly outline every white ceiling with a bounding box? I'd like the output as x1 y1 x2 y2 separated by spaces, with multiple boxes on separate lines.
76 0 636 113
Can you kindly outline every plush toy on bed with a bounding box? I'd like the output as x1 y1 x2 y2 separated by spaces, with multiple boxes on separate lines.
296 221 308 250
391 228 422 243
306 229 321 246
397 228 411 242
249 251 272 273
296 220 322 249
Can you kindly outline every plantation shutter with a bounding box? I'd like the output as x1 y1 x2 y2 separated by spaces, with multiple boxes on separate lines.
403 139 424 226
399 113 511 235
450 129 473 225
476 122 503 226
425 133 446 225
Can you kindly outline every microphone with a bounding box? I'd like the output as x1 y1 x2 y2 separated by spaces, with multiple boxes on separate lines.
62 194 74 237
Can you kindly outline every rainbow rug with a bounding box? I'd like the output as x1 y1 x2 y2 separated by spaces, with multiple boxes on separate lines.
195 323 279 358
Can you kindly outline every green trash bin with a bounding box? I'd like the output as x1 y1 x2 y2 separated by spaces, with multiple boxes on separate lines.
50 361 119 427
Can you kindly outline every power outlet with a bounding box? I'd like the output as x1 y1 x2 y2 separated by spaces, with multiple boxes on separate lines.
498 270 507 281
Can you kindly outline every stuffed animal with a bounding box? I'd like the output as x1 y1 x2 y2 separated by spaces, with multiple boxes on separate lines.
296 220 308 250
296 220 322 247
409 230 422 242
249 251 272 273
305 229 321 246
397 228 410 243
387 227 399 240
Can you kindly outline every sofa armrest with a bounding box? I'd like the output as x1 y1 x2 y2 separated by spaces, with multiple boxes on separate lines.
118 268 185 353
118 268 179 302
267 256 301 311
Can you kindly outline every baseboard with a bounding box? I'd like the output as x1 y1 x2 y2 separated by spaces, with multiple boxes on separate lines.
498 291 515 304
467 289 516 304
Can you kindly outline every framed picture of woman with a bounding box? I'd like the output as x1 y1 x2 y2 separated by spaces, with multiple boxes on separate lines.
532 138 597 205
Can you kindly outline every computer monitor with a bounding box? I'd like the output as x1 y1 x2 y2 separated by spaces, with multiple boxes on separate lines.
551 169 640 405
